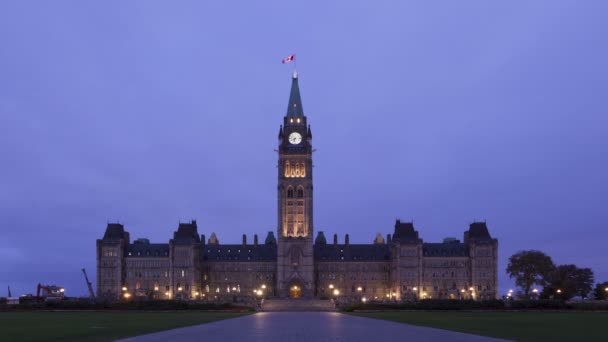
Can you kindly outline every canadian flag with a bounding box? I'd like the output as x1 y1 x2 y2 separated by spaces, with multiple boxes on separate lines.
282 55 295 64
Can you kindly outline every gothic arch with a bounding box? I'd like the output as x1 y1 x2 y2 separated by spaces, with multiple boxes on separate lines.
287 187 294 198
295 163 301 177
285 161 291 178
288 245 303 266
297 186 304 198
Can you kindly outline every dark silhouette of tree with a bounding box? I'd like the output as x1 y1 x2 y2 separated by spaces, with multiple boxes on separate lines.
506 250 554 298
593 281 608 300
541 264 594 300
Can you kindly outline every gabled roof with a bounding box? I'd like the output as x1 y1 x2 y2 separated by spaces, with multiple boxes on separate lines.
102 223 128 241
173 220 200 244
286 72 304 117
203 244 277 262
392 220 421 243
265 232 277 245
314 244 390 262
315 231 327 245
466 222 493 240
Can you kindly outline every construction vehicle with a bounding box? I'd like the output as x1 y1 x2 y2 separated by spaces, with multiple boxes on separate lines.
36 283 65 302
81 268 96 301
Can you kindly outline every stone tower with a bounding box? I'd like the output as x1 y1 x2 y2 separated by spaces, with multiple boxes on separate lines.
276 71 314 298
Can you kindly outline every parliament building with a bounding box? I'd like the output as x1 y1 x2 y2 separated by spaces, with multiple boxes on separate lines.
96 72 498 302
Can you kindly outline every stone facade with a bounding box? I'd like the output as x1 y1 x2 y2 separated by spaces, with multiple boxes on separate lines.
96 72 499 301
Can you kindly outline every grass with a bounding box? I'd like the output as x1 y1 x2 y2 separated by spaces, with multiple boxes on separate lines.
349 311 608 341
0 311 250 342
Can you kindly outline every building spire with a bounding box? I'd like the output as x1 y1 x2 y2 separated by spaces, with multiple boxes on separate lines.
286 71 304 118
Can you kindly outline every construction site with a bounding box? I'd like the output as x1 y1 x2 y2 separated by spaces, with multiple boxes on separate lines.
1 269 95 306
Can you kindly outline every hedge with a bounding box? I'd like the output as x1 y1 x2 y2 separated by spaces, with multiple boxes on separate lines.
341 299 608 312
0 299 255 312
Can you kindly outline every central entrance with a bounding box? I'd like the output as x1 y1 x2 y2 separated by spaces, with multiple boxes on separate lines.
289 284 302 298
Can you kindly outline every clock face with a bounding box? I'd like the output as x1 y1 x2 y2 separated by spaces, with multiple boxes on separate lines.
288 132 302 145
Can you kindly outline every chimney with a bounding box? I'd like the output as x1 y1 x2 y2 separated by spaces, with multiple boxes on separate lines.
254 234 259 246
333 234 338 246
242 234 247 247
345 234 349 246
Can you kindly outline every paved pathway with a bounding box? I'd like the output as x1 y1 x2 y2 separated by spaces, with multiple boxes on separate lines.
118 312 508 342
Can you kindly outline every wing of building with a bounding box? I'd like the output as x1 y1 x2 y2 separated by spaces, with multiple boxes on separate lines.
96 72 498 301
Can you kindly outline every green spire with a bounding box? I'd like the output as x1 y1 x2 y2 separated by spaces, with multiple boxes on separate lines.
286 71 304 118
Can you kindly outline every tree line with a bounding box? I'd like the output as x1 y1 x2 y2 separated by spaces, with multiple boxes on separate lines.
506 250 607 300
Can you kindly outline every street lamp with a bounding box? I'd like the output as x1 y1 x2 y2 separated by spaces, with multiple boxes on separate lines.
333 289 340 296
122 286 127 292
361 297 367 303
329 284 334 289
261 284 267 289
356 286 363 292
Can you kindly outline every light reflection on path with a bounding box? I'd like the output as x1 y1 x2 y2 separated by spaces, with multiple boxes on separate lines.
119 312 508 342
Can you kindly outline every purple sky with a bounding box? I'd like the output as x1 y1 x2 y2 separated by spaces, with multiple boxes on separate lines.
1 1 607 297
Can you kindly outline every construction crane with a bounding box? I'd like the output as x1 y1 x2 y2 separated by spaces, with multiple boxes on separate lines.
36 283 64 302
81 268 96 301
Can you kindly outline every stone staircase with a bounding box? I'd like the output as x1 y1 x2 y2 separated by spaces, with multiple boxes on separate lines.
261 298 336 312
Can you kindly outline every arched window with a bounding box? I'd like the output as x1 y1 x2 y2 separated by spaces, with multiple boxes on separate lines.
297 188 304 198
301 163 306 177
287 188 294 198
284 161 291 177
295 163 300 177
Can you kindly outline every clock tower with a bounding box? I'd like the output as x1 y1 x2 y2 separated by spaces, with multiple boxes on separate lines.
276 71 314 298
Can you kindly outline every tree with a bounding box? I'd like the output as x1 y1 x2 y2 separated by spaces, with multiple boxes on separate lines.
506 250 555 298
573 267 594 300
593 281 608 300
541 264 594 300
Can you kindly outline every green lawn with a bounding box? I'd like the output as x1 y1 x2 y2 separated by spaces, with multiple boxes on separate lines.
350 311 608 341
0 311 250 342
